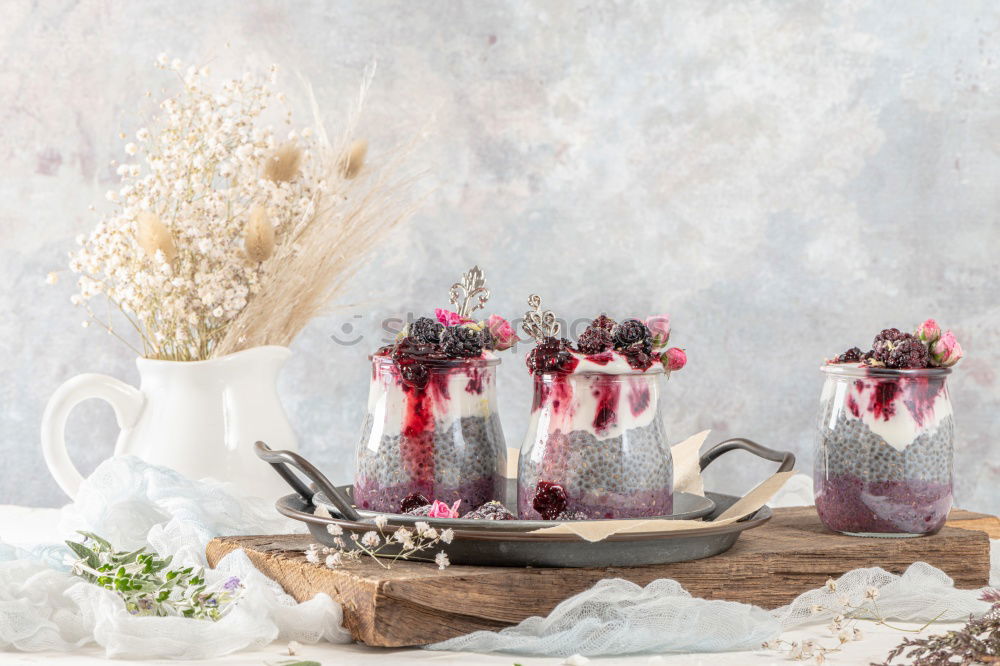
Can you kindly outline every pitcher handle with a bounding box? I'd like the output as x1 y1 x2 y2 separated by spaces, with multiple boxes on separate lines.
40 374 144 499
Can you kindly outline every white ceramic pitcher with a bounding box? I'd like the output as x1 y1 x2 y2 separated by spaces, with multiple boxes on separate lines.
41 345 298 500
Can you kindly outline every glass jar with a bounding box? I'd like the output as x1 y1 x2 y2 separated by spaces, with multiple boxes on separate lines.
814 365 954 536
517 367 673 519
353 355 506 513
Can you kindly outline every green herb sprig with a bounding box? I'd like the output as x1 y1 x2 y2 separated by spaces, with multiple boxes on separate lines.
66 531 244 620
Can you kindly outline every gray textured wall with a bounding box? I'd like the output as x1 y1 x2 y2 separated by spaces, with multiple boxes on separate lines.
2 1 998 511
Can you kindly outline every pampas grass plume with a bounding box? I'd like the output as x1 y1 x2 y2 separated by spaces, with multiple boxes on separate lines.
244 206 275 262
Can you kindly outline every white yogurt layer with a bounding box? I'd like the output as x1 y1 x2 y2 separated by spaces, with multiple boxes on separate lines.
524 372 662 447
821 376 952 452
365 358 498 454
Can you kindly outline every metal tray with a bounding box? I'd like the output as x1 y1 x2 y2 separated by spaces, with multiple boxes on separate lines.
255 437 795 568
312 483 717 531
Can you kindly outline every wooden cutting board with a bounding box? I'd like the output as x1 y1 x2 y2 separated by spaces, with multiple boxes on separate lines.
206 507 996 648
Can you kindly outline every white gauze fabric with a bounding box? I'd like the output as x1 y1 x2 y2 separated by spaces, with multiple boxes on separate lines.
431 474 999 657
0 456 351 658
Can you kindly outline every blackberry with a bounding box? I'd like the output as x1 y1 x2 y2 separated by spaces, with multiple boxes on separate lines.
833 347 864 363
399 492 430 513
611 319 652 353
409 317 444 344
404 503 433 516
463 500 515 521
526 337 578 374
621 340 653 370
886 337 930 369
440 325 484 358
591 315 617 333
391 337 437 388
871 329 929 369
577 326 613 355
533 480 568 520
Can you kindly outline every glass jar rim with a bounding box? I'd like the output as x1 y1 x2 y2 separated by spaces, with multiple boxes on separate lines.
369 353 500 368
820 363 951 378
533 366 665 378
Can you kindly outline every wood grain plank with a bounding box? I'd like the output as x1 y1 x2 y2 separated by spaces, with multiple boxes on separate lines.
206 507 993 648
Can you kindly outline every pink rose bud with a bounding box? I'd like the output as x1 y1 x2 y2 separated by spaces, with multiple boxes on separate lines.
427 499 462 519
645 314 671 350
485 314 519 351
930 331 963 367
916 319 942 344
664 347 687 372
434 308 470 327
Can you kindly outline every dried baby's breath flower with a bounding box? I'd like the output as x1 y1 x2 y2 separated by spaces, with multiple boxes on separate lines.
135 211 176 265
69 57 418 361
435 551 449 570
340 138 367 178
263 142 302 182
243 206 275 263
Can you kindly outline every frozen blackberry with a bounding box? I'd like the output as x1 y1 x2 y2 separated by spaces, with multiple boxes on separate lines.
526 337 579 374
440 325 484 358
577 326 613 354
886 337 929 369
399 492 430 513
555 510 590 521
404 503 433 516
870 329 929 369
611 319 652 354
591 315 617 333
620 340 654 370
409 317 444 344
832 347 864 363
464 500 515 520
533 480 568 520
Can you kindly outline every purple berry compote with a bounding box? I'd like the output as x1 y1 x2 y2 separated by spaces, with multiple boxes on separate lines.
353 300 518 513
516 311 686 520
815 321 962 537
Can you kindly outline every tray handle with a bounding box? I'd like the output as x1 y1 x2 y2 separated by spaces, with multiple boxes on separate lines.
698 437 796 474
254 441 361 521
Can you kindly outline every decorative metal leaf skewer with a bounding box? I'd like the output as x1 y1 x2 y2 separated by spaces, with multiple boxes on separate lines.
522 294 560 342
449 265 491 319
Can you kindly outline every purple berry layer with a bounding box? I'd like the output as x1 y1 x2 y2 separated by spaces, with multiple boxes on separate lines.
814 410 954 535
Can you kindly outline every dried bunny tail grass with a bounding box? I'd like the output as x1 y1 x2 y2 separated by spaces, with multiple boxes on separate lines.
244 206 275 262
213 68 425 355
340 138 367 179
263 142 302 182
136 211 176 265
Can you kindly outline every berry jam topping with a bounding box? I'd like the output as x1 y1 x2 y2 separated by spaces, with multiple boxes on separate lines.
399 492 430 513
410 317 444 344
463 500 515 520
577 326 613 354
440 325 485 358
533 480 569 520
526 337 579 375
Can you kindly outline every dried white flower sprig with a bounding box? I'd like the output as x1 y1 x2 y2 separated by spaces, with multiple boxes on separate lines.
305 517 453 570
69 55 416 361
765 579 946 664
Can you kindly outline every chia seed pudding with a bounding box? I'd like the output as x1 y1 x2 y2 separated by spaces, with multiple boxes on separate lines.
353 310 515 513
517 313 685 520
815 322 962 537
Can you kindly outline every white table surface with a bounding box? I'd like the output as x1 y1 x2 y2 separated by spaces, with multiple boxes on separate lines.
0 504 972 666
